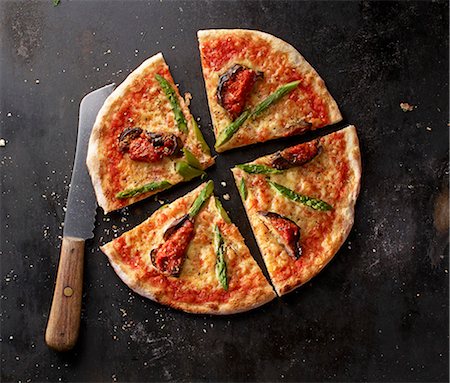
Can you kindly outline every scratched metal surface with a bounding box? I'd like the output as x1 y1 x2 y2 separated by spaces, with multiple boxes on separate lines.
0 1 448 382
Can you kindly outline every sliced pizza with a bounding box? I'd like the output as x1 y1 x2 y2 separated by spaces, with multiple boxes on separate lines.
101 181 276 314
197 29 342 152
87 53 214 213
232 126 361 295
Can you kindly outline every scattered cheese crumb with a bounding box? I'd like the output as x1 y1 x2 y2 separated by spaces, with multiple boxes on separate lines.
0 139 6 147
400 102 415 112
35 79 40 84
220 181 227 187
426 127 432 131
7 112 12 117
223 193 230 201
184 92 192 106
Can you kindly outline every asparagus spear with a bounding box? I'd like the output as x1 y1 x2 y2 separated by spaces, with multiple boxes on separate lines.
188 180 214 218
116 180 172 199
267 180 332 211
155 74 188 133
215 110 251 148
214 225 228 290
215 80 301 148
236 163 282 174
215 197 231 223
176 161 206 181
251 80 300 117
239 178 248 200
182 148 202 170
192 117 211 155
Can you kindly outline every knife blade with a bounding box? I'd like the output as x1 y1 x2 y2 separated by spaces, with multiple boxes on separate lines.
45 84 115 352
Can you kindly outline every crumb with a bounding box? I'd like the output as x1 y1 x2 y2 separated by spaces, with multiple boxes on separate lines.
6 112 12 117
0 139 6 147
223 193 230 201
220 181 227 187
400 102 415 112
35 79 40 84
184 92 192 106
426 127 432 131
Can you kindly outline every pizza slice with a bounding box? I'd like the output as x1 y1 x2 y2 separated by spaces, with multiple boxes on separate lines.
231 126 361 295
197 29 342 152
101 181 276 314
87 53 214 213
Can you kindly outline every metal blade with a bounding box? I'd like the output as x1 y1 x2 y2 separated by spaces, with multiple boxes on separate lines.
63 84 116 239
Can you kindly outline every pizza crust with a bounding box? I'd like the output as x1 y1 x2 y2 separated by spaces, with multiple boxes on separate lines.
101 183 276 314
198 29 342 152
232 125 361 295
87 54 165 213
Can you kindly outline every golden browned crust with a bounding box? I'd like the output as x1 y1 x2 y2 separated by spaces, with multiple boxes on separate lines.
232 125 361 296
101 183 275 314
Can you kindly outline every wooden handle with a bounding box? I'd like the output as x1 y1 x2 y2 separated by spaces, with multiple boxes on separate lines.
45 236 85 352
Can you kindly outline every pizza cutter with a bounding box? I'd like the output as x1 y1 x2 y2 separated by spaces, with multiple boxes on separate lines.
45 83 115 352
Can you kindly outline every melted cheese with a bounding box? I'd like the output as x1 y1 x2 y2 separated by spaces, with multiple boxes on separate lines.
101 183 275 313
91 54 214 212
233 126 361 295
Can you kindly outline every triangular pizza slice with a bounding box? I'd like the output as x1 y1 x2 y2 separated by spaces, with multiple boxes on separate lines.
198 29 342 152
87 53 214 213
101 181 276 314
232 126 361 295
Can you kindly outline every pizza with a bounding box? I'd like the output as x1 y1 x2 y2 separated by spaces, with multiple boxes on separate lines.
87 53 214 213
101 181 276 314
88 31 362 314
231 126 361 295
197 29 342 152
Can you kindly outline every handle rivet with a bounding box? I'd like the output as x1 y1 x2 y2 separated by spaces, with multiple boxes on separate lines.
63 286 74 297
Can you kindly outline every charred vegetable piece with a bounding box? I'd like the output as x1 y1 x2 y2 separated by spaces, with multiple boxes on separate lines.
217 64 262 120
146 132 182 155
149 181 214 276
155 74 188 133
214 225 228 290
118 127 143 151
150 216 195 276
267 180 332 211
119 128 181 163
259 211 302 259
236 163 282 175
271 140 321 170
116 180 172 199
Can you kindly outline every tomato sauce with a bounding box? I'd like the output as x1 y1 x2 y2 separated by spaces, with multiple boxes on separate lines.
201 35 330 127
102 65 172 201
